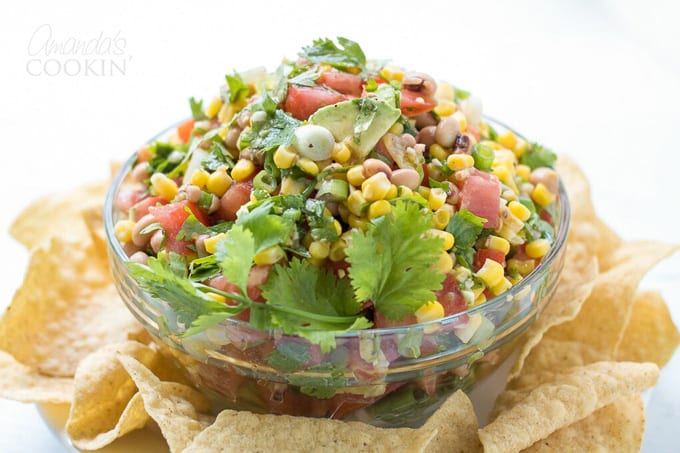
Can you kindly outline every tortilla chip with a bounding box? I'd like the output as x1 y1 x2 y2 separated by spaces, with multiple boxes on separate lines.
479 361 658 453
617 291 680 368
545 241 677 360
9 180 109 250
0 350 73 403
556 157 595 221
81 204 108 259
119 355 213 453
522 394 645 452
422 390 482 453
508 242 598 381
0 237 144 376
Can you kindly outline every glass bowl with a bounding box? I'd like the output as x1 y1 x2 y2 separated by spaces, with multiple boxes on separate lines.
104 118 570 427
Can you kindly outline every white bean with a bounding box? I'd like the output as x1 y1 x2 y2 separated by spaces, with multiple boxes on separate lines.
390 168 420 190
294 125 334 160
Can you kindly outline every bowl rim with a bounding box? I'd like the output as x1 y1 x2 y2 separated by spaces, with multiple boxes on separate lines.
104 116 571 339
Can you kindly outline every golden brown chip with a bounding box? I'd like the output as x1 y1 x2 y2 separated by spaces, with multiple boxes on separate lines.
118 355 213 453
479 361 658 453
556 157 596 221
0 238 144 376
544 241 677 360
81 204 108 259
508 242 598 381
522 394 645 452
0 350 73 404
9 180 109 250
422 390 482 453
617 291 680 368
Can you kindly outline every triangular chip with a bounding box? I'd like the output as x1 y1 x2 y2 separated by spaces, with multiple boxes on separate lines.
0 350 73 403
422 390 482 453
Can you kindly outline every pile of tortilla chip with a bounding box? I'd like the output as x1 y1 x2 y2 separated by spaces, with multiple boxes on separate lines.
0 157 678 452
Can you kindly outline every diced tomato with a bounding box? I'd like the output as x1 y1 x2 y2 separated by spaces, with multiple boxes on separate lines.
435 274 467 316
399 90 436 117
467 125 481 143
540 209 553 223
460 170 501 228
317 71 363 97
177 119 195 144
474 249 506 271
115 189 144 213
149 201 209 254
218 179 253 221
130 196 167 221
284 85 347 120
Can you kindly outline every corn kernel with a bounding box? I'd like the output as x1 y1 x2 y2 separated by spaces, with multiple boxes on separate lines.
379 64 404 82
508 201 531 222
190 169 210 188
491 277 513 296
348 214 369 230
492 165 511 183
452 111 467 132
206 292 227 303
447 153 474 171
309 241 330 259
485 235 511 255
398 185 413 197
531 183 555 206
385 184 398 200
346 165 366 187
361 172 392 202
329 240 347 262
498 130 517 150
204 233 227 254
526 239 550 259
331 143 351 164
415 301 445 324
428 229 455 250
435 251 454 274
217 102 237 124
205 97 224 119
418 186 431 200
206 166 232 197
515 164 531 181
279 176 306 195
297 157 319 176
388 122 404 134
476 259 504 288
368 200 392 219
429 143 448 161
253 245 286 265
307 257 325 267
435 81 455 101
434 100 456 117
428 188 447 211
231 159 255 181
474 292 487 306
432 206 451 230
150 173 179 201
333 219 342 237
507 258 535 276
509 274 523 286
273 145 298 169
347 190 367 217
114 219 136 243
513 138 529 158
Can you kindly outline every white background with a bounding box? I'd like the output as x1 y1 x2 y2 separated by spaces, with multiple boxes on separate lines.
1 0 679 451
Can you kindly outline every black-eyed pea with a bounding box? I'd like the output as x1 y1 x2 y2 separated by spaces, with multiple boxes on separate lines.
390 168 420 190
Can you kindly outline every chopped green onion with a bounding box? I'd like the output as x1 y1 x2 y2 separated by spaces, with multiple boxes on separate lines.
471 144 495 172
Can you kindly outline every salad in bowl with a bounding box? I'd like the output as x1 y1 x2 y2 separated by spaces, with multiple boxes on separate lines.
106 37 568 425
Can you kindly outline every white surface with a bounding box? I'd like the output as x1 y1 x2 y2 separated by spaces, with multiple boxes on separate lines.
0 1 678 451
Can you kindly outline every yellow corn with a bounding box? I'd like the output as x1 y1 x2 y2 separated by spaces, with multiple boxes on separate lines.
217 102 238 124
297 158 319 176
428 188 447 211
526 239 550 259
531 183 555 206
309 241 330 260
435 252 454 274
333 219 342 237
302 232 313 249
415 301 445 324
507 258 535 276
204 233 227 254
476 259 504 288
206 292 227 303
388 122 404 134
205 97 224 119
346 165 366 187
509 274 523 286
206 166 232 197
498 130 517 151
331 143 351 164
280 176 306 195
418 186 431 200
273 145 298 169
508 200 531 222
307 257 325 267
452 111 467 132
231 159 255 181
513 138 529 158
361 172 392 202
385 184 398 200
428 229 455 250
432 206 451 230
379 64 404 81
435 82 455 101
502 189 518 202
348 214 369 230
485 235 511 255
515 164 531 181
429 143 448 161
253 245 286 265
491 277 512 296
150 173 179 201
398 185 413 197
114 219 135 243
474 292 487 306
347 190 367 217
190 168 210 188
434 100 456 117
368 200 392 219
329 239 347 262
447 153 474 171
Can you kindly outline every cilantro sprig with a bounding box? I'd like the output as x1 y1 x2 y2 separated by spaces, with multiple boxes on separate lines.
300 37 366 71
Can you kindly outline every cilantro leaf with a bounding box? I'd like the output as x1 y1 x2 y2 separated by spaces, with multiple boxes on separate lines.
146 141 188 175
239 109 300 152
225 73 249 103
288 68 319 87
304 198 339 242
300 37 366 71
236 201 295 252
201 140 234 172
446 209 486 270
520 143 557 169
524 213 556 243
354 97 379 137
189 97 208 121
287 364 347 398
265 341 311 372
215 225 256 294
346 201 444 321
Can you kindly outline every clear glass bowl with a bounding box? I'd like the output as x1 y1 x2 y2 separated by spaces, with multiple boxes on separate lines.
104 118 570 427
